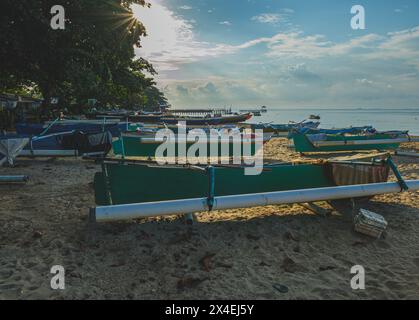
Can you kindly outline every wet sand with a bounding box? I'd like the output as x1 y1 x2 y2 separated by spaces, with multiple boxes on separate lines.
0 139 418 299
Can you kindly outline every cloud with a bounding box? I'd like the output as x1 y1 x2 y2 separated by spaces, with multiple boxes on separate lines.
287 63 321 82
251 13 284 24
132 2 236 71
219 21 232 26
133 1 419 79
356 78 374 86
251 9 294 24
176 85 189 96
198 82 218 95
179 5 192 10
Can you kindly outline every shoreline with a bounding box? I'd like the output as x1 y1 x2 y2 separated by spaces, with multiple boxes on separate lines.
0 139 418 299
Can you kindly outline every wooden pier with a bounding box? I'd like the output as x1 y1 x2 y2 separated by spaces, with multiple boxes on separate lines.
169 108 232 116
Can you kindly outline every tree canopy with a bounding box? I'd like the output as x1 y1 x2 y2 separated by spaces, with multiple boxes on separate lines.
0 0 167 111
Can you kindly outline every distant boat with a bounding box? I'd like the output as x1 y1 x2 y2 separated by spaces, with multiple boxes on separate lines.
292 130 413 153
240 106 267 114
250 121 320 137
309 114 321 120
128 113 253 125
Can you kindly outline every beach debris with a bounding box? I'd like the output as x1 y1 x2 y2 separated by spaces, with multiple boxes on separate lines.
281 255 306 273
300 202 332 216
246 233 261 241
352 240 367 247
135 230 150 241
200 253 216 272
109 259 126 268
318 265 337 272
284 229 300 242
259 261 271 267
177 276 208 290
32 230 43 238
354 209 388 238
170 231 192 244
215 261 233 269
273 283 289 294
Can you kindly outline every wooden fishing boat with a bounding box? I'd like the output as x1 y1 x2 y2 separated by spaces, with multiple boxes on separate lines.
86 110 134 120
250 121 320 137
112 131 273 158
292 131 412 153
90 154 419 223
128 113 253 125
0 131 112 165
15 120 128 137
93 158 392 207
287 126 374 139
309 114 321 120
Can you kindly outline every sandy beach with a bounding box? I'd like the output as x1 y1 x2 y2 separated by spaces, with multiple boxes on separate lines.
0 138 418 300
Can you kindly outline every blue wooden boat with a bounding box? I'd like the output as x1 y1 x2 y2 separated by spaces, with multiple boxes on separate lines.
287 126 375 139
15 120 128 137
0 131 112 165
250 121 320 137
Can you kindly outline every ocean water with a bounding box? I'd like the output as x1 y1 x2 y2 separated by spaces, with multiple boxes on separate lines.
245 108 419 135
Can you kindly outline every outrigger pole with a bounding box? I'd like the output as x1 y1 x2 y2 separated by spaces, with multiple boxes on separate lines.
312 137 419 147
0 175 29 183
90 180 419 222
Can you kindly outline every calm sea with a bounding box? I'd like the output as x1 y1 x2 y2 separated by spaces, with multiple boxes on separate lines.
245 108 419 135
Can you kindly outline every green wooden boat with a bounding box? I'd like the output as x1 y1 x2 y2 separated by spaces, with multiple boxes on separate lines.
112 132 272 158
292 132 409 153
94 159 390 206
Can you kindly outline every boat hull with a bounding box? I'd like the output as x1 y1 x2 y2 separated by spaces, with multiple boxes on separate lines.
94 160 390 206
1 131 113 159
128 113 253 125
292 133 403 152
112 134 271 158
15 122 127 137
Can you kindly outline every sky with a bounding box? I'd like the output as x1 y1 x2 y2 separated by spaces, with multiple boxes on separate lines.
132 0 419 109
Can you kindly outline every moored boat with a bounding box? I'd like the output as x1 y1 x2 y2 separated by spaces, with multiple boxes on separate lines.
112 131 273 158
0 131 112 165
128 113 253 125
250 121 320 137
93 157 393 207
292 130 412 153
15 120 128 137
309 114 321 120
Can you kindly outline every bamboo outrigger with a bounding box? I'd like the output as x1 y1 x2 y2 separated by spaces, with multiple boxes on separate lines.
90 156 418 222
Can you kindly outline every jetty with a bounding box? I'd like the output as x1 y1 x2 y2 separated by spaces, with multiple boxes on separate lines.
169 108 232 116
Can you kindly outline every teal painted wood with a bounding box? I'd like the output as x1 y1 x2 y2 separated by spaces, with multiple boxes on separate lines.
94 162 333 206
112 136 262 158
292 133 401 153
